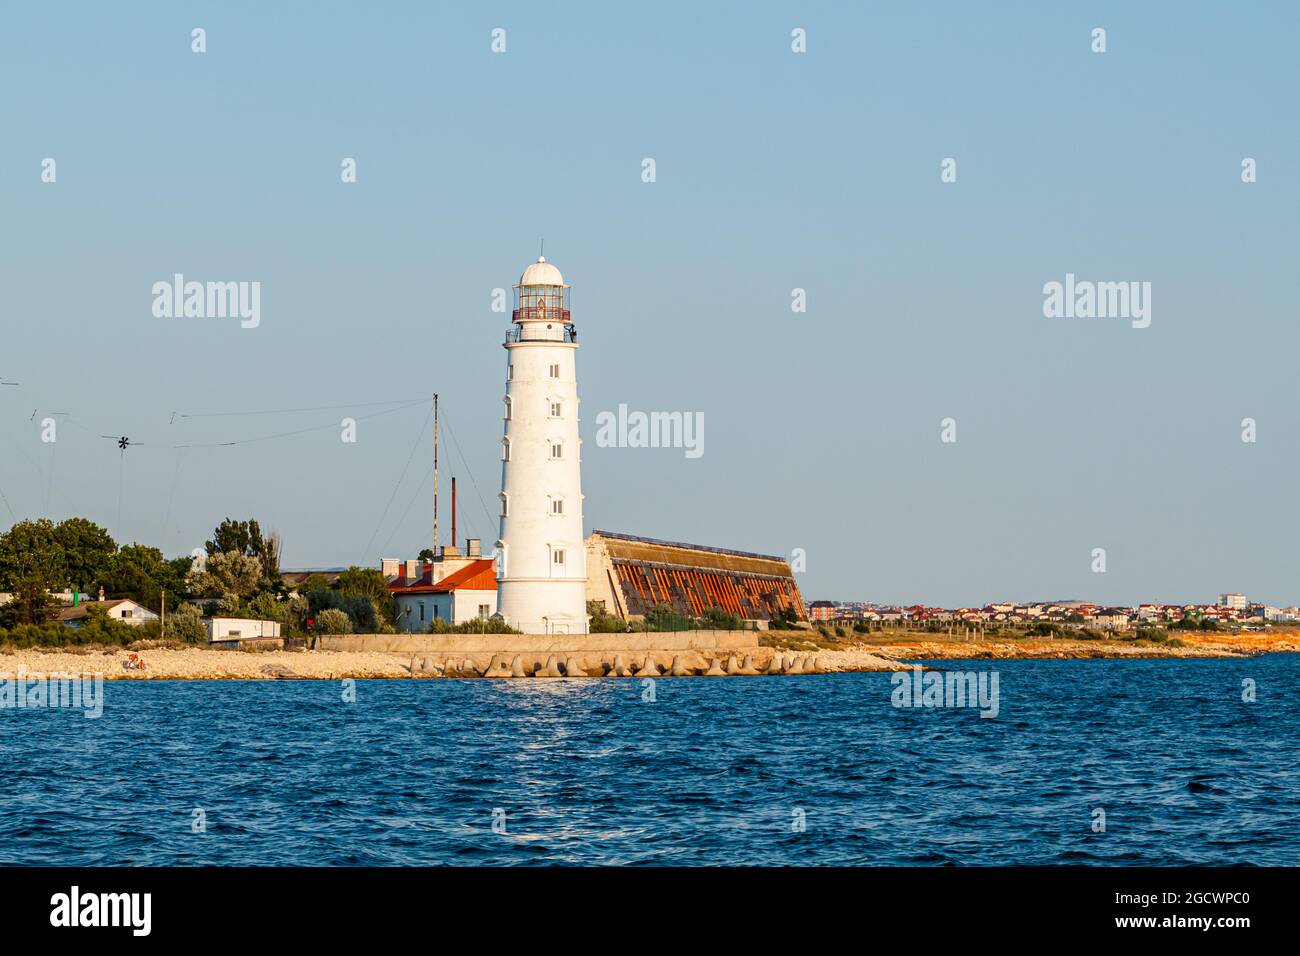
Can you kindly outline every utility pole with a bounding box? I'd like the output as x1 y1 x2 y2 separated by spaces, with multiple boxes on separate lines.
432 394 439 557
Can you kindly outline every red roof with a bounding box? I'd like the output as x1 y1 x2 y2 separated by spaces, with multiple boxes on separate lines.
390 559 496 594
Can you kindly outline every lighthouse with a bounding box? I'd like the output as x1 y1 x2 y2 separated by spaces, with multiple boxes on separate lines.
495 255 588 634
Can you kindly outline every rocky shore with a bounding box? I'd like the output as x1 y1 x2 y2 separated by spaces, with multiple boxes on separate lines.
0 629 1293 680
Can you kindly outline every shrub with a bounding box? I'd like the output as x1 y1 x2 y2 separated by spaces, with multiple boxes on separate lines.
424 617 519 634
699 606 742 630
587 600 625 633
308 589 378 632
644 602 692 632
0 622 76 647
316 608 352 634
166 603 207 644
768 607 801 630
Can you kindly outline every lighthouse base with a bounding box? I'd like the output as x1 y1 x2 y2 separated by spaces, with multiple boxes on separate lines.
497 579 590 636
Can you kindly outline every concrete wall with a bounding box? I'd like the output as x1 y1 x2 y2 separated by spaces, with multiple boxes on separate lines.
317 629 759 655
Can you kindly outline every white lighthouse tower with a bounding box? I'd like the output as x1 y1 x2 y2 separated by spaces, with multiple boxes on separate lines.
495 255 587 634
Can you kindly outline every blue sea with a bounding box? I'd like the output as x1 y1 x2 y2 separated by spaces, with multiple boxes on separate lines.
2 657 1296 866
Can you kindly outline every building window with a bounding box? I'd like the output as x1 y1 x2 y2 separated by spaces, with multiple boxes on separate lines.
499 493 509 517
478 604 490 619
553 549 566 566
418 602 425 622
122 610 133 619
549 401 562 418
551 498 563 515
502 437 511 461
503 396 512 420
507 364 514 381
550 442 563 459
548 363 560 379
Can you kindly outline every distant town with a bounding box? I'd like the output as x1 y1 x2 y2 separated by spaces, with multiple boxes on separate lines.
804 594 1293 631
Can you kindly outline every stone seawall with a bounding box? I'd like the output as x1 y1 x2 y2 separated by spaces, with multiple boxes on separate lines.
315 630 778 677
316 630 760 655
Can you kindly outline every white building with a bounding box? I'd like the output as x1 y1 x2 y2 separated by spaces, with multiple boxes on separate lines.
205 618 281 642
389 557 497 631
1218 593 1247 610
57 598 158 628
495 255 588 634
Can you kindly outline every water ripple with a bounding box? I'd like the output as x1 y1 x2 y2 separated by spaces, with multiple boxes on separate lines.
0 657 1296 865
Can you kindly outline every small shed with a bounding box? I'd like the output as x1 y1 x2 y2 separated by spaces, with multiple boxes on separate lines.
205 617 283 650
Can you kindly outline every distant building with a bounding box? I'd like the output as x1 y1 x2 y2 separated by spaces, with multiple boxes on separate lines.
1093 609 1131 630
57 599 157 628
1219 593 1247 611
808 600 835 621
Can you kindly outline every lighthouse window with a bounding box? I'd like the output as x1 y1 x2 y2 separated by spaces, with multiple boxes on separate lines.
507 364 514 381
553 550 566 566
549 401 562 418
548 364 560 379
550 442 563 459
502 437 511 461
551 498 563 515
499 493 509 517
503 396 512 420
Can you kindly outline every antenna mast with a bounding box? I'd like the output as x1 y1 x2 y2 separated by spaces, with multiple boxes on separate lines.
432 394 439 556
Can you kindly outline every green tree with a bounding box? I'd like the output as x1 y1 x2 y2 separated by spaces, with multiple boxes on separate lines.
205 518 265 559
337 566 395 623
280 594 310 635
0 519 66 590
246 591 284 622
189 551 262 598
0 573 56 627
298 573 330 594
100 544 188 612
53 518 117 592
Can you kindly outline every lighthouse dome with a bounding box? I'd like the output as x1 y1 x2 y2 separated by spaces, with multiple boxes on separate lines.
518 256 566 287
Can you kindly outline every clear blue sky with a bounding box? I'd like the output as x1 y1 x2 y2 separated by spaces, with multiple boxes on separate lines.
1 2 1297 607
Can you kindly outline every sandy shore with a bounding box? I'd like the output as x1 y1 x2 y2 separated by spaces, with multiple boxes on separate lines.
0 630 1293 680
